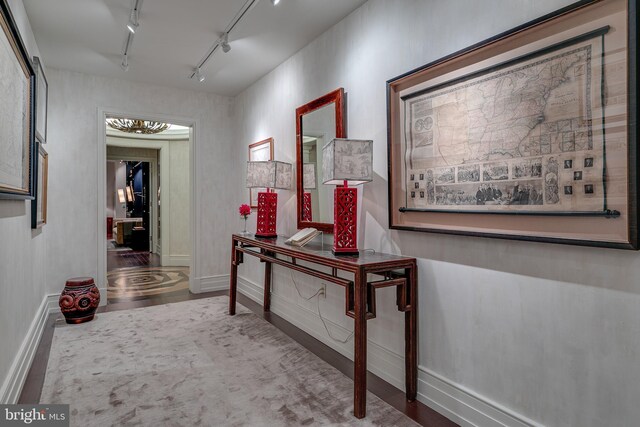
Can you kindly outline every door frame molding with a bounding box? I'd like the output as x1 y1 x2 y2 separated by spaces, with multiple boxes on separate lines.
106 148 160 255
97 108 197 299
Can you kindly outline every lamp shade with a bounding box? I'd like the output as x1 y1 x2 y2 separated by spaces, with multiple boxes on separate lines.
246 161 293 190
322 138 373 185
303 163 316 189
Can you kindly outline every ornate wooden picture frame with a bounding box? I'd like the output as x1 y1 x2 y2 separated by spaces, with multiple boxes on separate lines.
248 137 274 208
387 0 638 249
0 0 36 200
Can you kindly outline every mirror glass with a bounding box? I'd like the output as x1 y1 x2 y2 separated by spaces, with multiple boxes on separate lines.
301 104 336 225
296 88 344 233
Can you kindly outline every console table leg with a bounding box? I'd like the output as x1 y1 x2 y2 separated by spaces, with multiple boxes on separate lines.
264 259 272 312
353 269 367 419
229 240 238 316
405 264 417 401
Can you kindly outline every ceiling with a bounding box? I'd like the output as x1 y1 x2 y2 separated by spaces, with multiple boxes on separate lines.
23 0 367 97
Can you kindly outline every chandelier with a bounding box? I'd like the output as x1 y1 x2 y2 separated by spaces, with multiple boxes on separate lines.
107 118 170 134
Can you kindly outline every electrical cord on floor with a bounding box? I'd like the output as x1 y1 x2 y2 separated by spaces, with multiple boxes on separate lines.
289 270 354 344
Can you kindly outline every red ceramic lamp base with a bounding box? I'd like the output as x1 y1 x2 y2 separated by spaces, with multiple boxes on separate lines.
302 192 313 222
333 184 359 256
256 190 278 238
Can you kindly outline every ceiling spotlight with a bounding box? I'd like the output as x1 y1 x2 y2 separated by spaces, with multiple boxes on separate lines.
195 68 205 83
126 20 138 34
271 0 280 5
121 55 129 72
220 33 231 53
127 9 139 33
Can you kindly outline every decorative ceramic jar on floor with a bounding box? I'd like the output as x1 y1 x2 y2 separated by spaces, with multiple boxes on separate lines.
59 277 101 324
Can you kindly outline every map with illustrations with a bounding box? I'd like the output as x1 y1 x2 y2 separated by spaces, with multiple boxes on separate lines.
403 33 606 211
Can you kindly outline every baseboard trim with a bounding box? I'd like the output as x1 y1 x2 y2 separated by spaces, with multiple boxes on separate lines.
237 276 262 301
417 368 540 427
193 274 230 294
0 294 58 404
161 255 190 267
45 294 59 314
237 276 539 427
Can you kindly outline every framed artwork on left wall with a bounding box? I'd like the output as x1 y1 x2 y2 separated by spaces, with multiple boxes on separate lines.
248 138 274 208
31 139 48 228
0 0 36 200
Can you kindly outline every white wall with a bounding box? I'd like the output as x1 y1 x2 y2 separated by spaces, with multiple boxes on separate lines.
167 139 190 260
0 0 48 403
45 68 236 295
234 1 640 426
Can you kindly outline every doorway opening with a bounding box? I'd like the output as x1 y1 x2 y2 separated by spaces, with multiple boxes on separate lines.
107 158 158 265
104 116 192 303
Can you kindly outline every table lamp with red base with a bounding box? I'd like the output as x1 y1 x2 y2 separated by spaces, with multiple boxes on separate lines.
246 160 292 238
322 138 373 255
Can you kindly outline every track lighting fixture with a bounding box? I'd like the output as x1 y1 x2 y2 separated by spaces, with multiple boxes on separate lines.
271 0 280 5
221 33 231 53
121 0 141 71
121 55 129 72
189 0 257 81
195 68 205 83
127 9 139 33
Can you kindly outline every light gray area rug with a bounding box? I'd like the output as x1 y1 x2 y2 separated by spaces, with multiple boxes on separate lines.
41 297 418 426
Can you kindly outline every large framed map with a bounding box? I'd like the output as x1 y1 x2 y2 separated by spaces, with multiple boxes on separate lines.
387 0 638 249
0 0 35 200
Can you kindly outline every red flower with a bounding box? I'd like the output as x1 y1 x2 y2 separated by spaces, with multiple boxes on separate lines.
239 204 251 218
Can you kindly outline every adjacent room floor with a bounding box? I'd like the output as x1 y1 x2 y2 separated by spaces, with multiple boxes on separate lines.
107 240 160 270
106 241 189 304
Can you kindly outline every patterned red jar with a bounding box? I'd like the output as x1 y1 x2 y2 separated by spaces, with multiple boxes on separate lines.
59 277 101 324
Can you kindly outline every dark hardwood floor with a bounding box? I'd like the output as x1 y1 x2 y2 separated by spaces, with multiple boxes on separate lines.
107 249 161 270
19 289 458 427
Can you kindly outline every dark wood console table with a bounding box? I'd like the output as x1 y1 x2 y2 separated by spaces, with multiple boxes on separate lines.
228 234 417 419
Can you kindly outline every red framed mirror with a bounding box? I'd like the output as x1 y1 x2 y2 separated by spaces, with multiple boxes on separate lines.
295 88 345 233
